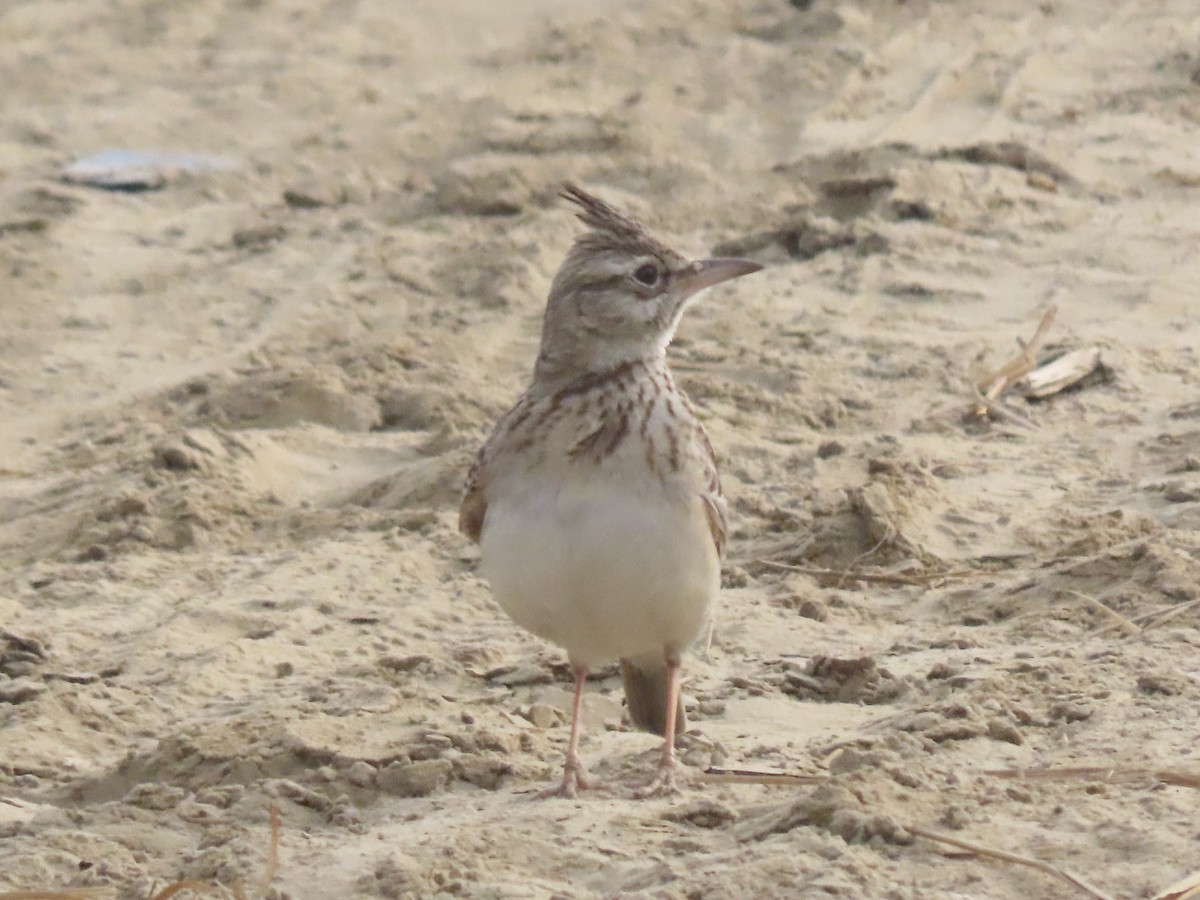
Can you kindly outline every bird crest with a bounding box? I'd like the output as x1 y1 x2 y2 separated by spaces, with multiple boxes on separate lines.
560 183 682 263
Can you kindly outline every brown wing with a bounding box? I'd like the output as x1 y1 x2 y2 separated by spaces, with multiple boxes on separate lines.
695 426 728 561
458 449 488 543
459 393 535 544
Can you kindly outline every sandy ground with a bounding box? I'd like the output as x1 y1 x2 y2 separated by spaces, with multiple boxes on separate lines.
2 1 1200 897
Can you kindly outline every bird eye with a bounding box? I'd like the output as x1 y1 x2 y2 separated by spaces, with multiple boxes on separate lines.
633 263 660 286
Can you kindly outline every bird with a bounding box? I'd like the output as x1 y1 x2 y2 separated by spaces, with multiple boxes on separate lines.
459 184 762 797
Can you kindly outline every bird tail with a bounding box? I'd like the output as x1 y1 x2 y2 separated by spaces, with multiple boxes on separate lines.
620 657 686 737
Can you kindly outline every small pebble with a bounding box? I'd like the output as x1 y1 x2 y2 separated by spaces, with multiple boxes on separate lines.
816 440 845 459
525 703 562 729
345 761 377 787
797 598 828 621
696 699 726 717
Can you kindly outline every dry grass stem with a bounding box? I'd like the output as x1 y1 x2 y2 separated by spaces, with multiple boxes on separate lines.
970 383 1039 429
0 892 114 900
1131 597 1200 631
905 823 1115 900
757 559 991 588
699 767 827 786
1064 590 1142 635
1153 868 1200 900
974 307 1060 412
263 805 280 890
1032 536 1154 582
985 766 1200 790
141 807 281 900
147 882 222 900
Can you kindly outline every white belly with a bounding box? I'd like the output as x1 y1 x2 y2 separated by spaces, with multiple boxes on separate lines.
479 474 720 668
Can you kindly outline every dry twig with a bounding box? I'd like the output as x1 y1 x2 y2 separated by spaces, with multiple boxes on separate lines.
700 767 826 787
1131 597 1200 631
969 383 1038 429
905 823 1116 900
986 766 1200 791
1153 868 1200 900
757 559 990 588
147 883 221 900
263 805 280 890
1064 590 1142 636
970 303 1057 420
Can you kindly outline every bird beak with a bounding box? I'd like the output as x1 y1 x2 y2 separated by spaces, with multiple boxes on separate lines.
675 257 763 298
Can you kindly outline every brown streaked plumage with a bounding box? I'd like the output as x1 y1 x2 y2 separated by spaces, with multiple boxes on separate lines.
459 184 761 797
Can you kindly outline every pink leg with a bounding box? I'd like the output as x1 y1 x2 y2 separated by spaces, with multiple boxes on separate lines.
537 665 593 799
636 654 684 798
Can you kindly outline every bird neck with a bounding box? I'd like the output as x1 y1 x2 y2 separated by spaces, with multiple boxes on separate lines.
532 347 669 397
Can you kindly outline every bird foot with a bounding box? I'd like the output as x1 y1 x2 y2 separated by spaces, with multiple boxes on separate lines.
634 762 687 799
535 756 596 800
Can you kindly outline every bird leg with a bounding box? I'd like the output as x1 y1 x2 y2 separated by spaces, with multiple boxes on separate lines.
537 664 594 799
635 653 684 798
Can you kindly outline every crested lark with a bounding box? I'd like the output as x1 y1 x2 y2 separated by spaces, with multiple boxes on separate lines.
460 185 761 797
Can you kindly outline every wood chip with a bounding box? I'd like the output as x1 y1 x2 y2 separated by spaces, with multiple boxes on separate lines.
1018 347 1103 398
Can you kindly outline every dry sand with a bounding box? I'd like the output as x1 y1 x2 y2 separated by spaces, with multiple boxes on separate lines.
2 1 1200 897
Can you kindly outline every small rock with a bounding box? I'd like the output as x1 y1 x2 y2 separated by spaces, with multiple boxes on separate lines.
345 761 377 787
232 223 286 251
737 784 911 845
939 805 969 830
926 662 960 680
1164 483 1200 503
1136 671 1188 696
986 718 1024 745
153 443 200 471
486 664 552 686
377 759 453 797
524 703 563 729
695 699 726 717
378 654 432 673
826 748 879 775
330 798 363 828
367 855 429 899
665 799 738 829
816 440 845 459
1049 701 1093 723
797 598 828 621
283 187 338 209
106 495 149 518
891 711 943 733
0 678 47 704
1026 171 1059 192
454 755 512 790
182 429 228 459
124 782 186 810
267 778 333 811
927 721 985 743
474 728 520 754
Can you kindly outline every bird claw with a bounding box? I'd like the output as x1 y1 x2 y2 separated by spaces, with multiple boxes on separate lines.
634 764 686 799
534 756 596 800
